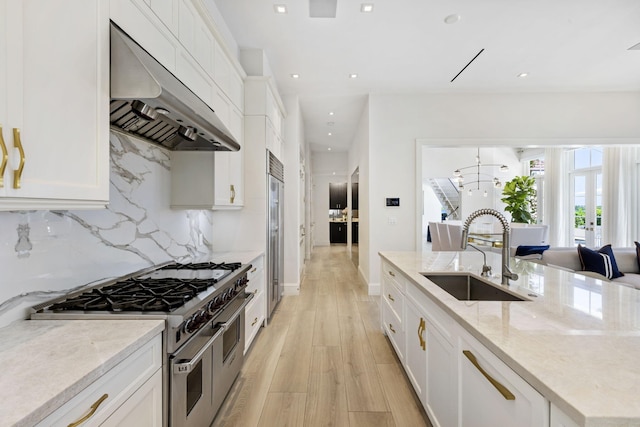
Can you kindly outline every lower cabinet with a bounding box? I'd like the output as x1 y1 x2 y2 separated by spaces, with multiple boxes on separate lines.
380 260 555 427
329 222 347 243
244 254 265 353
459 331 548 427
37 334 162 426
550 403 580 427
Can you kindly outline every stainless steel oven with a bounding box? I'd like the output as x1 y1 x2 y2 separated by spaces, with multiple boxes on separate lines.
170 293 251 427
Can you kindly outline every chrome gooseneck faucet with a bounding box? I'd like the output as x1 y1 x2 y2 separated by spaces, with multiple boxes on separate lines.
461 208 519 285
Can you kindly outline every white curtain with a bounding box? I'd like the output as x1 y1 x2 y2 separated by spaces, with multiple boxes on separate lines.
543 148 569 246
602 146 638 246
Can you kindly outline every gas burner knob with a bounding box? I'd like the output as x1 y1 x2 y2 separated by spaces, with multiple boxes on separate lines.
183 316 196 334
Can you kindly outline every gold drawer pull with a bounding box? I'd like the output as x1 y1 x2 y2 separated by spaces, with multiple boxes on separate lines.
67 393 109 427
463 350 515 400
13 128 25 189
230 184 236 204
388 293 394 302
250 267 257 273
0 126 7 187
388 270 395 277
418 317 426 351
251 317 258 326
389 323 396 334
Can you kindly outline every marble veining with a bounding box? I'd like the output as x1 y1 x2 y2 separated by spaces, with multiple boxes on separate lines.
0 133 213 327
380 250 640 427
0 319 164 427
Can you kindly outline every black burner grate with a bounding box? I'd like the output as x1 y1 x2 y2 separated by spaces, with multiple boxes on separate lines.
48 277 217 312
160 262 242 271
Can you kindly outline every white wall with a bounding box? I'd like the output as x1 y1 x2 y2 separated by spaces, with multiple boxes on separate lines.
365 91 640 288
352 101 370 286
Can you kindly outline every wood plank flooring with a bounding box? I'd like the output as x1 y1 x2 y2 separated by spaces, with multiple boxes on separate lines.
212 245 432 427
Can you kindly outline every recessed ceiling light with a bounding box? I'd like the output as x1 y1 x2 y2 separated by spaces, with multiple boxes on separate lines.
517 72 529 78
361 3 374 13
328 147 332 151
329 111 334 116
349 73 358 79
290 73 300 79
274 4 287 14
444 14 460 24
328 132 333 136
333 172 336 175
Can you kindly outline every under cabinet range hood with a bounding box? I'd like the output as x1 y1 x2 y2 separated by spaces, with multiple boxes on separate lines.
109 23 240 151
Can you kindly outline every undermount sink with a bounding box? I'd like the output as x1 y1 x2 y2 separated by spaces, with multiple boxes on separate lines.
422 273 528 301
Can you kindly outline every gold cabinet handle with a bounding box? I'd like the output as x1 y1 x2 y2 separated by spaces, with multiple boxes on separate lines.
418 317 426 351
388 270 395 277
389 323 396 334
463 350 515 400
67 393 109 427
251 317 258 326
230 184 236 204
0 126 7 187
388 293 395 302
250 267 257 273
13 128 25 189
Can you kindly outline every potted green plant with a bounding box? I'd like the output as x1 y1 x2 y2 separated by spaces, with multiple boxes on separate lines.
501 176 537 224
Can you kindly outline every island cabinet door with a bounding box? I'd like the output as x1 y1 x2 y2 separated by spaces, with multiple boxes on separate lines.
424 321 457 427
458 333 549 427
404 299 427 405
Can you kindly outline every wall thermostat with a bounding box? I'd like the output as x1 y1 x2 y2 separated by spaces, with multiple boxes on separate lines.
386 198 400 207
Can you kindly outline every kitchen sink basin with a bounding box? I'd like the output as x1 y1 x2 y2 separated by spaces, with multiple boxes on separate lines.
422 273 528 301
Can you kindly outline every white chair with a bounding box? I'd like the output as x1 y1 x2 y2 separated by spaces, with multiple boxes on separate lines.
445 223 464 250
429 222 442 251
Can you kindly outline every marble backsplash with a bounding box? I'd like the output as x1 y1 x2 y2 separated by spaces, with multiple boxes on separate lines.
0 133 213 327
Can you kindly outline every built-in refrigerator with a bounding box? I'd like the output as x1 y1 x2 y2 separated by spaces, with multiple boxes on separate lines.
267 150 284 318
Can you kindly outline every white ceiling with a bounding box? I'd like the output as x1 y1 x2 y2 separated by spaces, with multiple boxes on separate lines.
212 0 640 153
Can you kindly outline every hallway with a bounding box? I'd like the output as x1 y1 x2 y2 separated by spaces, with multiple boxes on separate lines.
213 245 431 426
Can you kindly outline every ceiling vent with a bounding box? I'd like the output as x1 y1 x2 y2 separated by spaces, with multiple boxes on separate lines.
310 0 337 17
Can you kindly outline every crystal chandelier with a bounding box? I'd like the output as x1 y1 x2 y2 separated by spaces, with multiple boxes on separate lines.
453 148 509 197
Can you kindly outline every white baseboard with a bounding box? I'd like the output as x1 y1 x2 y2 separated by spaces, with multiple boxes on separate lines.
283 282 300 296
368 281 380 295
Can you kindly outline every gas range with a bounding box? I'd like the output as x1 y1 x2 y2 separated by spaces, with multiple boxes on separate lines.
31 261 251 353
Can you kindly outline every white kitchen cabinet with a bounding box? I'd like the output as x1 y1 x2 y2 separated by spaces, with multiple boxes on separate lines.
550 403 580 427
244 77 286 162
404 298 427 405
381 265 405 362
425 319 457 427
245 254 265 352
459 330 548 427
37 334 162 427
171 150 244 209
0 0 109 210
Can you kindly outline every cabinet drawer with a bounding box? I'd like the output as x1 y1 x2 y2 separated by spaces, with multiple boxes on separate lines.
382 298 404 362
245 290 265 353
38 334 162 426
382 277 404 323
382 261 405 291
248 255 264 278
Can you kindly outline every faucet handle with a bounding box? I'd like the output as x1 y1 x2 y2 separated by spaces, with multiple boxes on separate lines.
481 264 492 277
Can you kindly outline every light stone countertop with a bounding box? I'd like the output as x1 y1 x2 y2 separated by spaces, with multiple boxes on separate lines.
379 250 640 427
0 319 165 427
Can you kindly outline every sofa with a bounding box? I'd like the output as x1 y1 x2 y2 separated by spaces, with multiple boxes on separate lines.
535 246 640 289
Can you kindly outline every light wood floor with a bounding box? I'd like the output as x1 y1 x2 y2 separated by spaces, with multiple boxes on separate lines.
212 245 432 427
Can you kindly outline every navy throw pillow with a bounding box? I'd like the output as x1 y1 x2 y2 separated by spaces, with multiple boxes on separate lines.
515 245 550 256
577 244 624 279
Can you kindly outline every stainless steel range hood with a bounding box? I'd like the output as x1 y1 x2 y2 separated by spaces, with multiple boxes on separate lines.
110 23 240 151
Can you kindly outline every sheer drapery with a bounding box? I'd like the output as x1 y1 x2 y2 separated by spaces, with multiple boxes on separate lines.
543 148 569 246
602 146 638 246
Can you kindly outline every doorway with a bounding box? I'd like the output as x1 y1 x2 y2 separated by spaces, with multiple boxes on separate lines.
351 167 359 267
569 147 602 247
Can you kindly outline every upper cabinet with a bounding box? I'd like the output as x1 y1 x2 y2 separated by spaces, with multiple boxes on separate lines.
245 77 286 162
111 0 247 210
0 0 110 210
329 183 348 209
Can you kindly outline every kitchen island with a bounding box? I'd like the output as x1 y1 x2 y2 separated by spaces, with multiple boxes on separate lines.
380 250 640 427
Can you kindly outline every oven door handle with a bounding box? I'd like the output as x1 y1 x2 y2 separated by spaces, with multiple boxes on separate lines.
217 293 254 329
173 326 224 375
